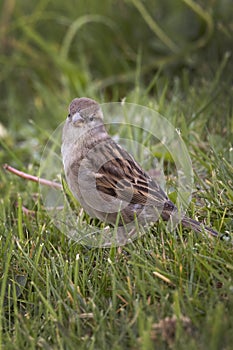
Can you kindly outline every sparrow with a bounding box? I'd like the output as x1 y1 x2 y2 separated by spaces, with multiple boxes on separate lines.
61 97 219 239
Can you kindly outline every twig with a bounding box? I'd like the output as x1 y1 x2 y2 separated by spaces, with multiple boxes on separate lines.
17 203 36 217
3 164 62 189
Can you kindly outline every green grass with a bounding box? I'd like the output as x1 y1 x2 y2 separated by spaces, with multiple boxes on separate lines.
0 0 233 349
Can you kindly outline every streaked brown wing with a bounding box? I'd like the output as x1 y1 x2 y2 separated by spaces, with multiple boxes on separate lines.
95 139 168 207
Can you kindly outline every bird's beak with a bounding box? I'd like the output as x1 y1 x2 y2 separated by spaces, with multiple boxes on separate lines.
72 112 84 125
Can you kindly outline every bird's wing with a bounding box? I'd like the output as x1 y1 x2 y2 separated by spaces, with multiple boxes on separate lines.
94 139 169 208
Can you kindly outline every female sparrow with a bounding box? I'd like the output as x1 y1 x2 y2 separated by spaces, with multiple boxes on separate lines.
61 97 219 238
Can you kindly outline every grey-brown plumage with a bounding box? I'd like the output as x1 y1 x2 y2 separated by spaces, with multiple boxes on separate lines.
61 97 219 238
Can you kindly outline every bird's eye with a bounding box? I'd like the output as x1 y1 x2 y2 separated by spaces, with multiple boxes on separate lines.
68 113 71 118
89 115 94 121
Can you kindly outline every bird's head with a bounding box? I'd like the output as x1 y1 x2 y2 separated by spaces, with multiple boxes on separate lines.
67 97 104 129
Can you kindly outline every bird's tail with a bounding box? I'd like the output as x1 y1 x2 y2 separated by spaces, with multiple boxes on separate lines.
181 216 219 238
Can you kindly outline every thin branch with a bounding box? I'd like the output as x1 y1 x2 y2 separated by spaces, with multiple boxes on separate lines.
3 164 62 189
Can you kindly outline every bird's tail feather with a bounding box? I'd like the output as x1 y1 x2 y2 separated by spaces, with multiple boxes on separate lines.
181 216 219 237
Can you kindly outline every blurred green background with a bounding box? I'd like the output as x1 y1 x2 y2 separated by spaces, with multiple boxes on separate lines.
0 0 232 127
